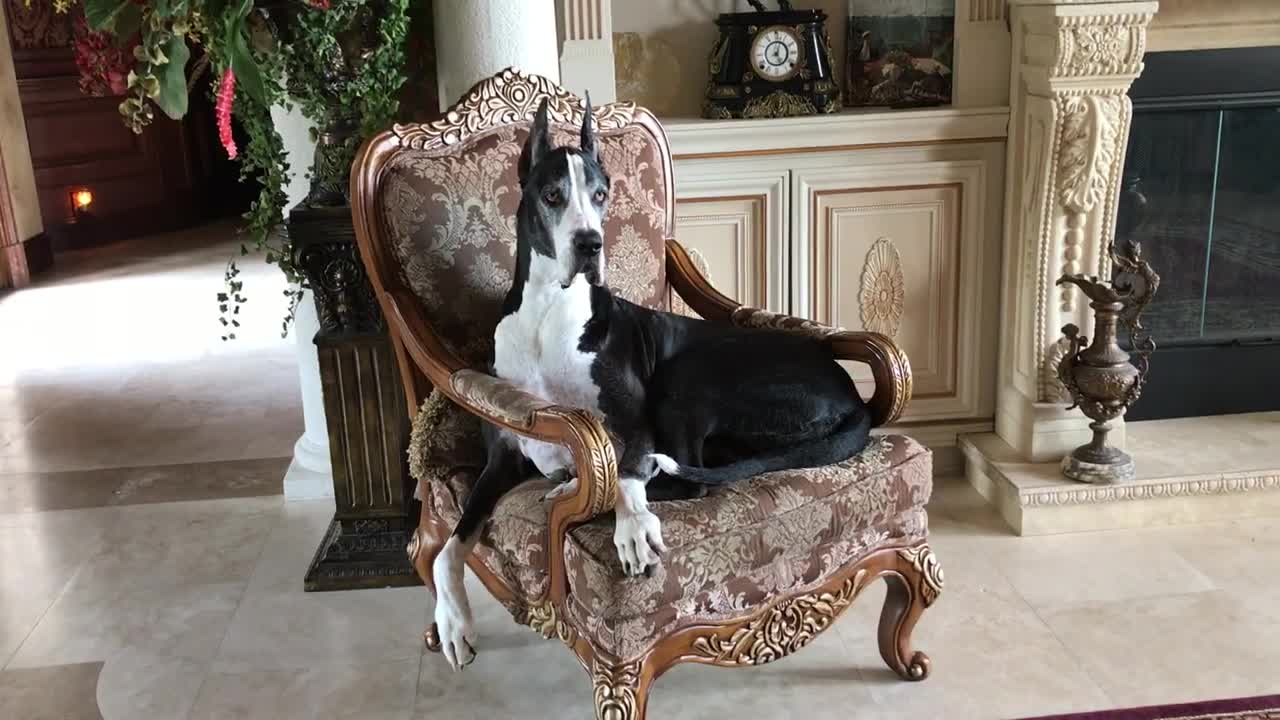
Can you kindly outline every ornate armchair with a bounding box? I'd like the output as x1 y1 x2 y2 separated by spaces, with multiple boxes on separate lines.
350 68 942 720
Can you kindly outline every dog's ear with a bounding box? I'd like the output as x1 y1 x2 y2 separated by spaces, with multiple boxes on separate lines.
519 98 553 185
580 91 598 162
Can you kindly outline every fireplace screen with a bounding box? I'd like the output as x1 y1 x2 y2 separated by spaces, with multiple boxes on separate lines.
1121 106 1280 346
1116 47 1280 420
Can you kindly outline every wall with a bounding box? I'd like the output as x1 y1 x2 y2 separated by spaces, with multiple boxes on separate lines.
1149 0 1280 52
0 3 41 243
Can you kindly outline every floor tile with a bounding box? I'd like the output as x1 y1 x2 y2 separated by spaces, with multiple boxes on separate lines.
1041 587 1280 707
0 662 104 720
7 581 246 669
189 658 420 720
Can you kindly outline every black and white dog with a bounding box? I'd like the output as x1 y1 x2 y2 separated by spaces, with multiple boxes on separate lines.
430 98 872 669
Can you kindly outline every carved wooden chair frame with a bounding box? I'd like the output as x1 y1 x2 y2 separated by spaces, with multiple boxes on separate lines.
350 68 942 720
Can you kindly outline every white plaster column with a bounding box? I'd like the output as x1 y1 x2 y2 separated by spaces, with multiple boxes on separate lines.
558 0 616 103
993 0 1157 462
432 0 561 109
271 101 334 501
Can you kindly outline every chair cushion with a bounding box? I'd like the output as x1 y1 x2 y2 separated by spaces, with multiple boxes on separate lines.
381 123 670 366
408 391 932 660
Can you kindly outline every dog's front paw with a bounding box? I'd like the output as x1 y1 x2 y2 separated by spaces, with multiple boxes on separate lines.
434 592 476 671
541 476 579 502
614 509 666 577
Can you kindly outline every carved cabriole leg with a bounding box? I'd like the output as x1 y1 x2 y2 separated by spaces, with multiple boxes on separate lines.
407 506 451 652
879 544 944 681
663 543 943 678
592 658 649 720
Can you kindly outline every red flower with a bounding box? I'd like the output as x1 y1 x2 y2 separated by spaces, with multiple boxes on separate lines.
308 0 330 8
216 68 237 159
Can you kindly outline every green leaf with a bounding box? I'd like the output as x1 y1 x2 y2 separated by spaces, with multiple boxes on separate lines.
83 0 130 31
154 35 191 119
113 4 143 39
223 0 267 105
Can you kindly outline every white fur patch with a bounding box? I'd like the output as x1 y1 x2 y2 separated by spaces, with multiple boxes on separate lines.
432 535 476 669
494 271 599 478
647 453 679 475
613 476 665 576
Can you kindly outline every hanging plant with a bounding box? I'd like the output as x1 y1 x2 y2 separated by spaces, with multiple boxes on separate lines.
49 0 409 339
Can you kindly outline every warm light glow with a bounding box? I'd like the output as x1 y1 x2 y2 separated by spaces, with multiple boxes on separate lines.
72 189 93 210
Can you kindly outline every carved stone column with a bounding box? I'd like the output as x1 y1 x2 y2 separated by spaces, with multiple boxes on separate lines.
993 0 1156 462
290 205 418 591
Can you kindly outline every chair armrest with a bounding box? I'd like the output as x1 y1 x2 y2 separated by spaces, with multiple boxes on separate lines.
382 288 618 605
730 306 913 427
666 238 739 322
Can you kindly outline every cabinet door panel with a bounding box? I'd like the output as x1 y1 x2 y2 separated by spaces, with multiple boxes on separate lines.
793 142 1004 422
673 164 787 312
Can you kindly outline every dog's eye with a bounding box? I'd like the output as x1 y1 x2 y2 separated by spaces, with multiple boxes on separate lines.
542 188 562 206
592 189 608 204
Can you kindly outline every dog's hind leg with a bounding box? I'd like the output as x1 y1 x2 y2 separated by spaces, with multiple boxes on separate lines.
433 424 525 670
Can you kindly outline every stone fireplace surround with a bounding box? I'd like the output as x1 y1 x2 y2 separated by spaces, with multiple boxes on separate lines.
960 0 1280 534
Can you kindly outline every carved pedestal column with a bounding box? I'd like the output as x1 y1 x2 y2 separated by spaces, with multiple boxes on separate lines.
993 0 1156 462
290 205 418 592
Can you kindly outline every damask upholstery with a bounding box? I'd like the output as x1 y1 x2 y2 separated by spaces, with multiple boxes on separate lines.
380 124 670 366
408 390 933 661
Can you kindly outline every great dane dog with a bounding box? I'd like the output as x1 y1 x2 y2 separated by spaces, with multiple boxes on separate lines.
429 97 872 669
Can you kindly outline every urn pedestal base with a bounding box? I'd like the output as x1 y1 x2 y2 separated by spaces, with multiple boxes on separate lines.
1061 451 1136 484
290 204 419 592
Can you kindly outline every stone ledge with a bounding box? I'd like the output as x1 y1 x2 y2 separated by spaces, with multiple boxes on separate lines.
961 412 1280 535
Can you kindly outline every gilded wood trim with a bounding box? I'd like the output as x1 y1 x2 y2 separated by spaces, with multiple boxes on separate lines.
674 193 769 305
809 181 963 404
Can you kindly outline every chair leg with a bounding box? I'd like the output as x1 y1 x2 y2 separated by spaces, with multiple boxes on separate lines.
408 517 451 653
877 543 944 681
591 657 651 720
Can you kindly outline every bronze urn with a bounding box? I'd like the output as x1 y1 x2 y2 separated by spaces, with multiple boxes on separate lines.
1055 241 1160 484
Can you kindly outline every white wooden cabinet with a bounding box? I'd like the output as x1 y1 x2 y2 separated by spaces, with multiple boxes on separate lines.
669 116 1005 424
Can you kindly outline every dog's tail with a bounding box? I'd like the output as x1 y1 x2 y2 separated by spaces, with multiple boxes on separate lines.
647 411 871 486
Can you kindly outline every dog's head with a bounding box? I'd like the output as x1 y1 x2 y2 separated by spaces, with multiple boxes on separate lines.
517 95 611 288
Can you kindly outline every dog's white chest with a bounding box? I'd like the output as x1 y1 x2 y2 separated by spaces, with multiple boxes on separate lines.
494 279 599 476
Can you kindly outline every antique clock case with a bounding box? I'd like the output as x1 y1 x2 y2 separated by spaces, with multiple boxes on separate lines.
703 4 840 119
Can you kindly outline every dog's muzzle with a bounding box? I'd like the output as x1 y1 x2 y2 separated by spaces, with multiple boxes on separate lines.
572 230 604 286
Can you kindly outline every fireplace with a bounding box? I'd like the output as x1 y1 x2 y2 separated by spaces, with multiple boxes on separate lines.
1118 47 1280 421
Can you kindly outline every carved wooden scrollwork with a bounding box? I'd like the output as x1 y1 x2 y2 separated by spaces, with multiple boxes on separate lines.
897 545 944 607
690 569 869 666
524 599 578 646
858 237 905 337
393 67 638 151
592 659 643 720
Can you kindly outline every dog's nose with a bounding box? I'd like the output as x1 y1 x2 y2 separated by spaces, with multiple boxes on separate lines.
574 230 603 257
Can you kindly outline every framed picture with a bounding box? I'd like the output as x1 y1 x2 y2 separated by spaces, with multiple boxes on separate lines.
845 0 955 108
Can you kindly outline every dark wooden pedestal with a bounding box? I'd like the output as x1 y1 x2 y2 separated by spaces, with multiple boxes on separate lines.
290 204 421 592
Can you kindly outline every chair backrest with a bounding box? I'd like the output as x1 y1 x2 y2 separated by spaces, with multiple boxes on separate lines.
352 68 675 370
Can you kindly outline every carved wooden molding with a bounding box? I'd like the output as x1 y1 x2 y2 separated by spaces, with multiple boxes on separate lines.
897 545 945 607
524 599 579 646
690 569 870 666
592 659 643 720
392 67 637 151
858 237 906 338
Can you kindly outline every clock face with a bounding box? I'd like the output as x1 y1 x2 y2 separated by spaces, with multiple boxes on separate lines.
750 26 803 82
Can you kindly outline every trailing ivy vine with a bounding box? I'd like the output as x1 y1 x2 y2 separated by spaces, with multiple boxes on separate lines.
52 0 410 339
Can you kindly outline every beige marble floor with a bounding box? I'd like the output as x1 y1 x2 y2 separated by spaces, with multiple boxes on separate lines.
3 225 1280 719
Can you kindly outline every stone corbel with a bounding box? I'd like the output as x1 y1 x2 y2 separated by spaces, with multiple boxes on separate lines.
558 0 617 103
996 1 1156 461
